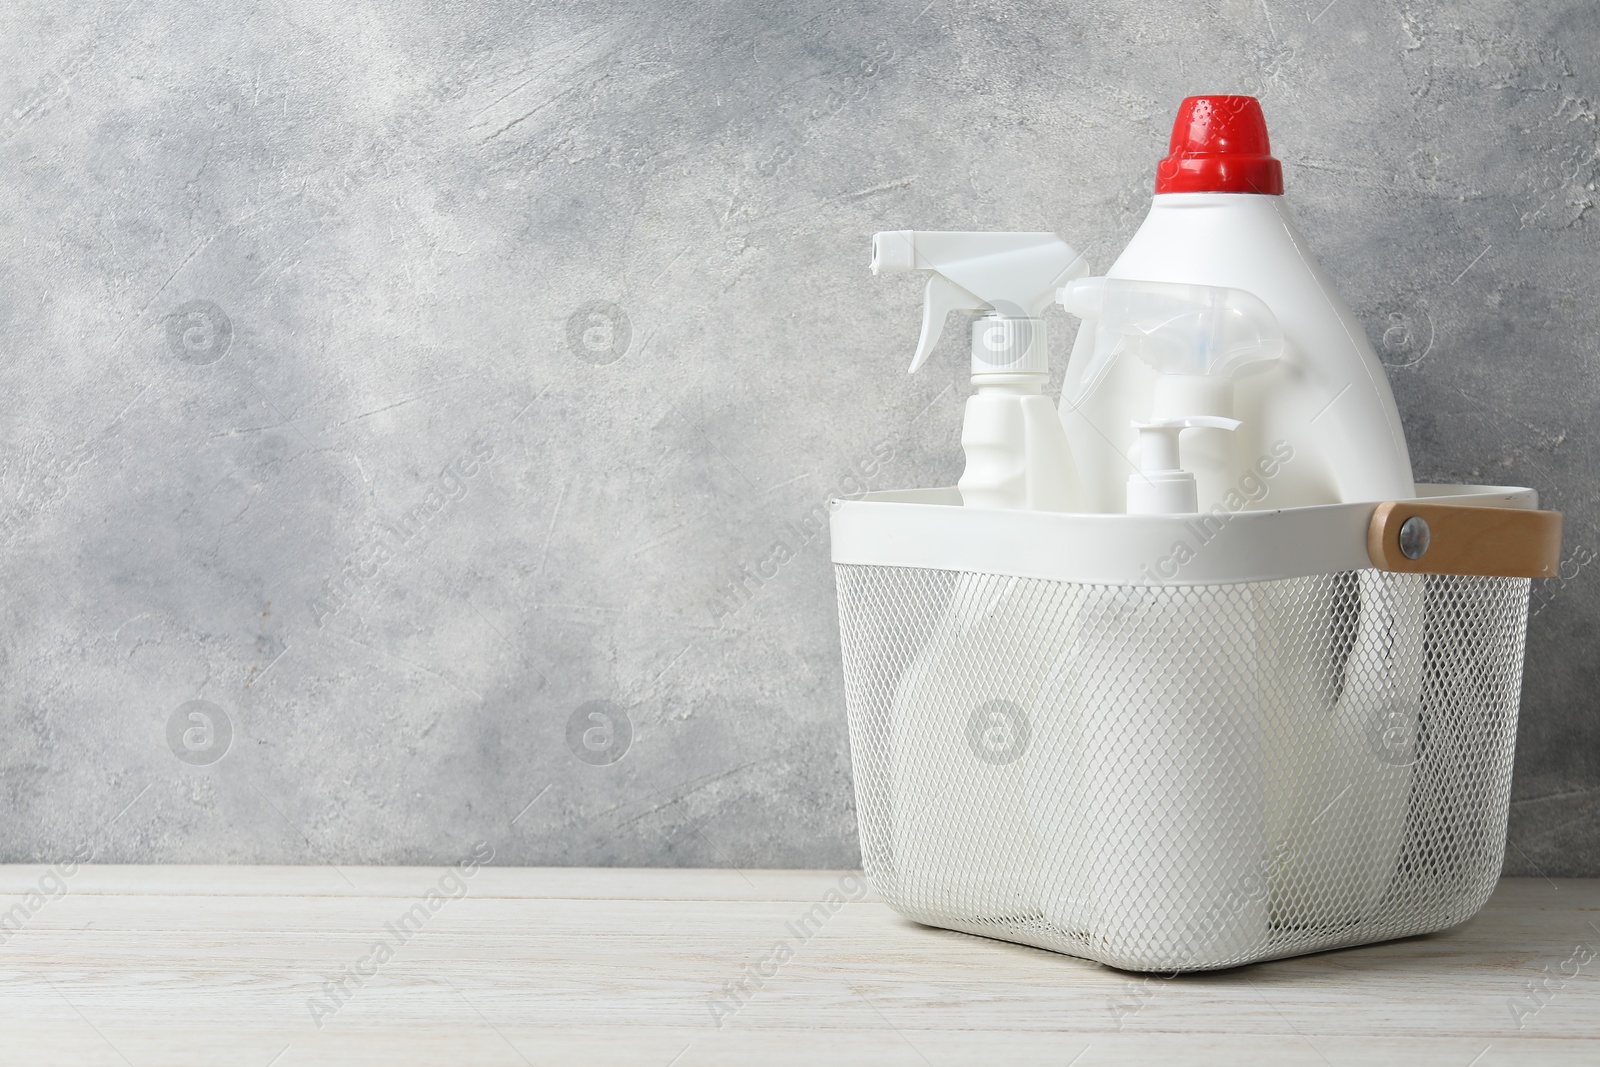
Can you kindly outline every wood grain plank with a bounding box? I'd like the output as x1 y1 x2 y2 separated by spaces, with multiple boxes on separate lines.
0 869 1594 1066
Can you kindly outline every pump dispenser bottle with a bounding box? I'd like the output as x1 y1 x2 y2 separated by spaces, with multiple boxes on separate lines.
1126 416 1242 515
1036 279 1284 965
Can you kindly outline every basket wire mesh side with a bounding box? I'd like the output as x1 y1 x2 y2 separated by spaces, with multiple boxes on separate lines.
834 564 1530 971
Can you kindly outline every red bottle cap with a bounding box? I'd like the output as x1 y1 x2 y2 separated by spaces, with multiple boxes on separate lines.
1155 95 1283 195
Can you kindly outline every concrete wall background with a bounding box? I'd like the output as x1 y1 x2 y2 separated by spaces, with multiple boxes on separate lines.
1 0 1596 872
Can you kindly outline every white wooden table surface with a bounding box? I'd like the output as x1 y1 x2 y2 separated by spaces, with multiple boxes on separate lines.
0 867 1595 1065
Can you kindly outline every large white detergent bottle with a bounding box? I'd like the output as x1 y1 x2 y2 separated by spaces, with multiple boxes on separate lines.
1058 95 1414 512
1059 96 1423 936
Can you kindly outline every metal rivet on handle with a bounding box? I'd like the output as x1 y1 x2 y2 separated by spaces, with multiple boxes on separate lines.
1399 515 1431 560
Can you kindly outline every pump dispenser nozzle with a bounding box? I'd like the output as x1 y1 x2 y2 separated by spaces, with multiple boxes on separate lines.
1128 415 1241 515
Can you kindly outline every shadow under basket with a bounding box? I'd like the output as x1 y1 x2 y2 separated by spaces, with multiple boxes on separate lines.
829 484 1563 972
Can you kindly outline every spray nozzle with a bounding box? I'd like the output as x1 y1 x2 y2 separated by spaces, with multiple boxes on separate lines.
872 231 1090 375
1058 277 1283 401
1127 415 1241 515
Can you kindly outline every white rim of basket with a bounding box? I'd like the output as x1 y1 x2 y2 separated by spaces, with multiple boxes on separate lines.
828 484 1539 586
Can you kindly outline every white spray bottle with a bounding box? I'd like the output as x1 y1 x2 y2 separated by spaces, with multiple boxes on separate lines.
871 231 1089 511
869 231 1089 924
1059 277 1285 512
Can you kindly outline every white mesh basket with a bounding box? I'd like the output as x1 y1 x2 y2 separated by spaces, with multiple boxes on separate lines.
830 484 1561 971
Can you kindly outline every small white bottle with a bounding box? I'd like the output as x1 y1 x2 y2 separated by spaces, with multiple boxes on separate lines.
1033 414 1272 966
1106 417 1267 966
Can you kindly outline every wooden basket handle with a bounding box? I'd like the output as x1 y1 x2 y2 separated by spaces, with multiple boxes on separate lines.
1367 501 1563 578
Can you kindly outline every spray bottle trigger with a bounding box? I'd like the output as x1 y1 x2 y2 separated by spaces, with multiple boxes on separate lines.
910 274 986 373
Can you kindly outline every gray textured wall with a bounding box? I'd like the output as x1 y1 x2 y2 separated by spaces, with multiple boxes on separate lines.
1 0 1596 873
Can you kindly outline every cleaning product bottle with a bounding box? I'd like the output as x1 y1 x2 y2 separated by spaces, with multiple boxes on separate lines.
1076 418 1269 967
870 231 1089 925
871 231 1090 510
1271 568 1425 933
1033 283 1281 965
886 572 1078 926
1058 276 1284 512
1057 96 1421 936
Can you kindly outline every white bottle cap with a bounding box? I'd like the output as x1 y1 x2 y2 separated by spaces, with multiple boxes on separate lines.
970 314 1048 376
